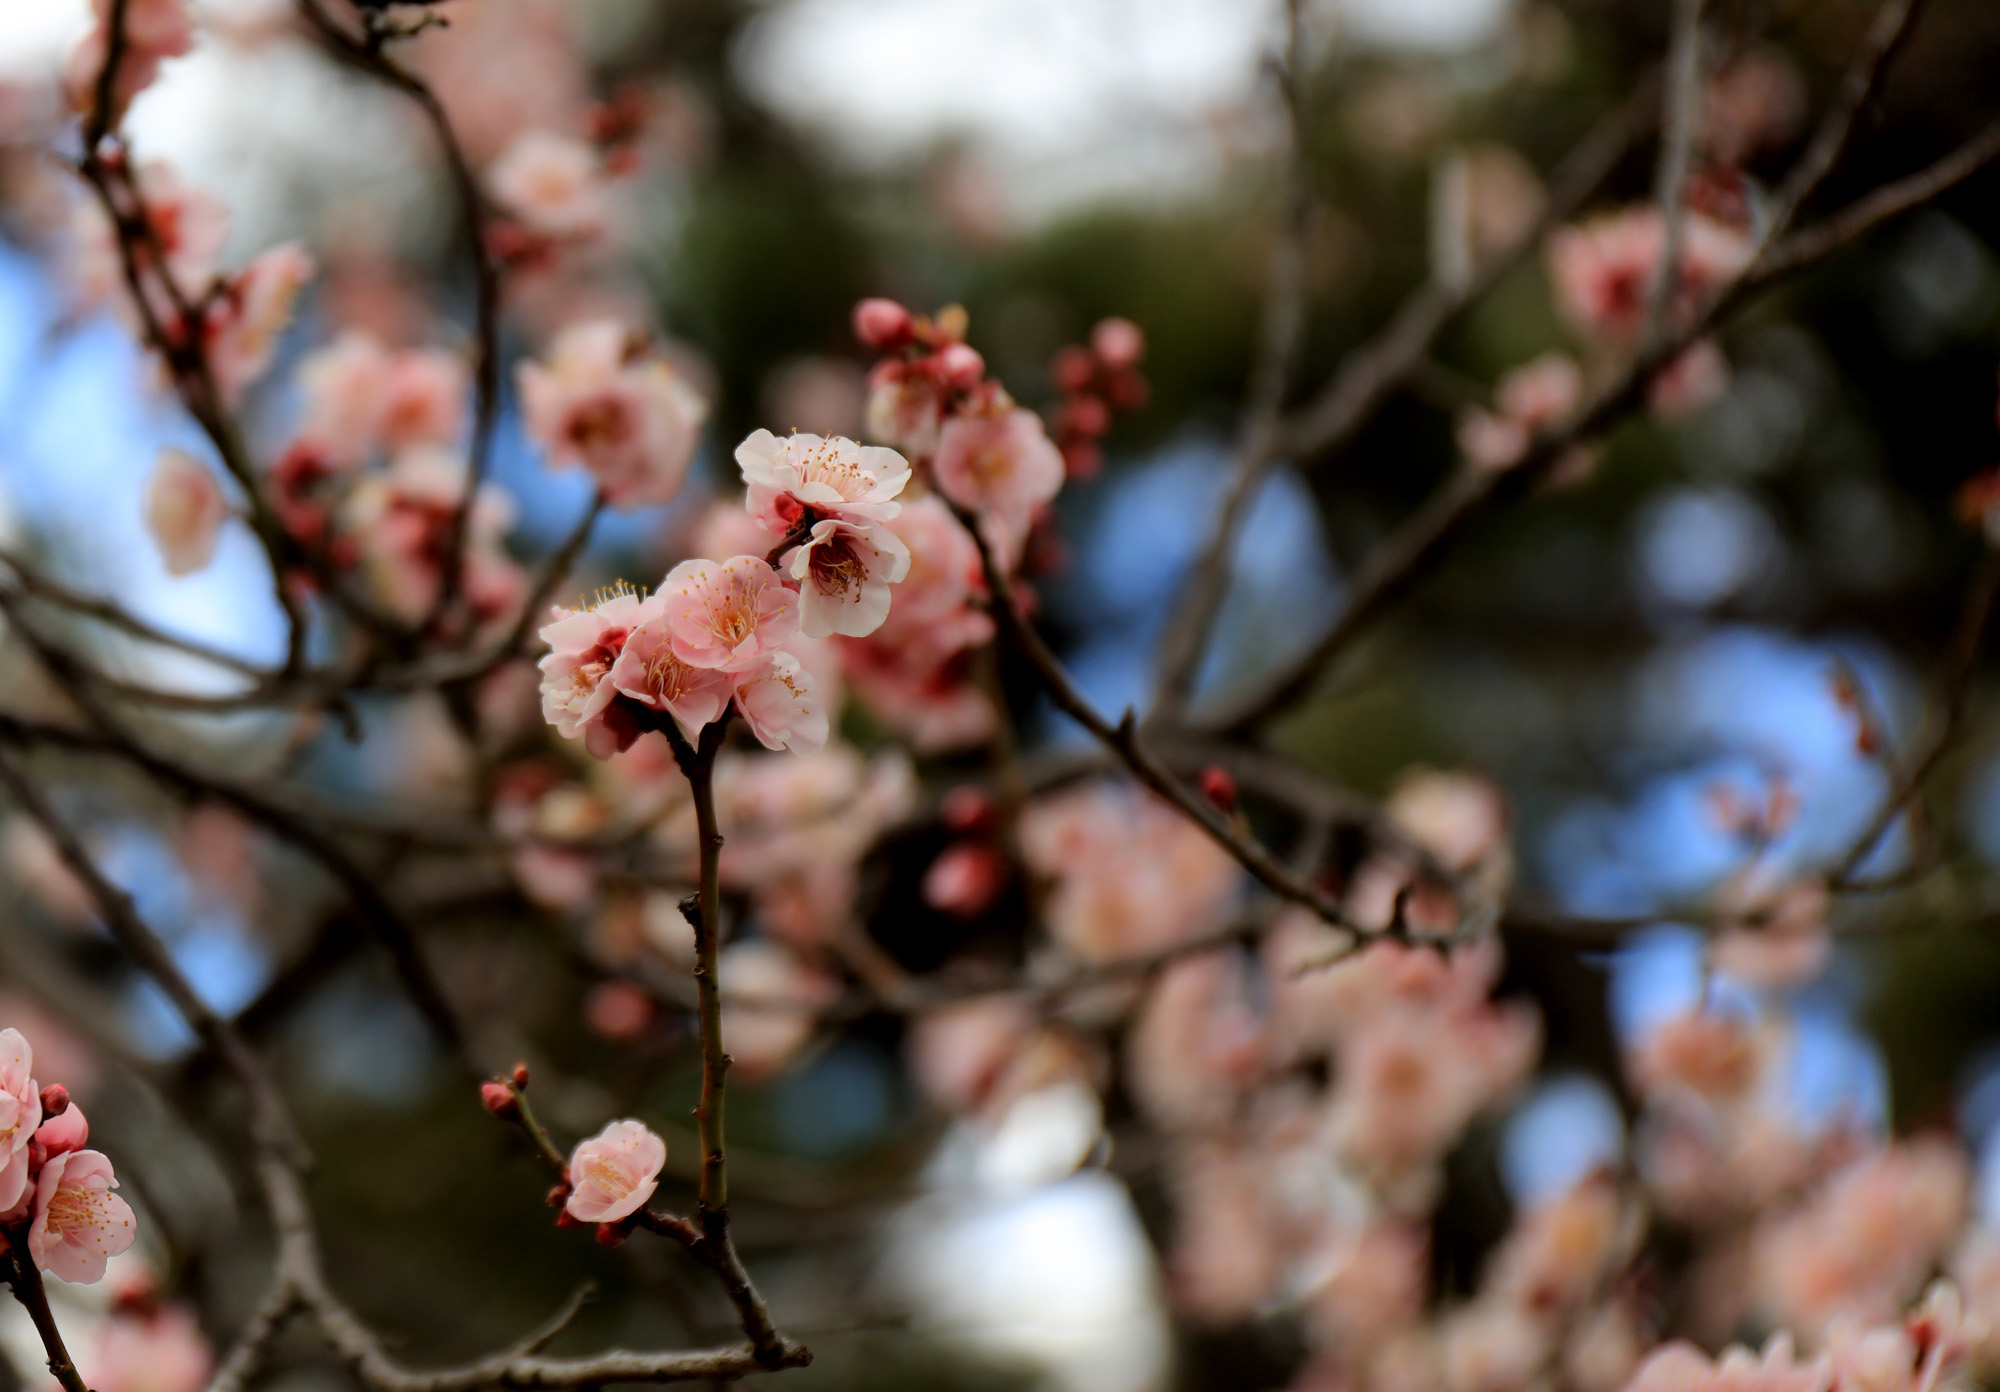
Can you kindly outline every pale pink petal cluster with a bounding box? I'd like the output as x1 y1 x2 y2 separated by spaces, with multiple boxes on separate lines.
487 130 609 241
736 429 911 532
0 1028 39 1212
204 242 315 403
539 586 655 757
607 613 734 742
1125 953 1265 1132
296 331 469 468
1632 1010 1764 1103
931 408 1065 567
1458 353 1584 471
564 1118 666 1223
1751 1140 1971 1337
1620 1334 1832 1392
519 321 708 509
783 517 912 638
83 1303 213 1392
659 555 799 672
1485 1176 1636 1315
730 652 829 754
1548 208 1751 347
341 447 521 626
143 448 228 577
28 1147 137 1283
1018 782 1243 964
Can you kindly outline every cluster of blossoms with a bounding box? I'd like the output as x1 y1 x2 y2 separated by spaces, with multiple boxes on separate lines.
0 1029 136 1285
1047 315 1149 479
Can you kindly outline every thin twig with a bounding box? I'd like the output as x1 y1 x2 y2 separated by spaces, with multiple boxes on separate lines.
1641 0 1707 352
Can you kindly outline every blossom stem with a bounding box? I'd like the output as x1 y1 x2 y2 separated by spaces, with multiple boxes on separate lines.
2 1239 93 1392
680 721 732 1224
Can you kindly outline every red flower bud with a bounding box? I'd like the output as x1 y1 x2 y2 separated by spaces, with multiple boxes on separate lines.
853 297 913 350
480 1081 520 1120
511 1063 531 1089
940 785 996 833
546 1183 572 1208
936 342 986 392
1051 345 1097 394
555 1209 586 1229
595 1222 630 1248
1060 394 1111 439
1198 765 1238 814
38 1084 68 1118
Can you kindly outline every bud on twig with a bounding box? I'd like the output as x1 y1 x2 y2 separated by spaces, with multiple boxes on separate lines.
546 1183 572 1208
511 1063 531 1089
38 1084 69 1118
1199 765 1238 814
480 1081 520 1120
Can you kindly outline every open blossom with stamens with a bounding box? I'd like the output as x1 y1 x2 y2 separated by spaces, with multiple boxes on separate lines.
144 448 228 576
519 320 709 509
931 407 1064 566
732 652 829 755
563 1118 665 1224
783 517 911 639
608 611 735 740
0 1028 40 1213
736 429 911 535
539 586 657 757
662 555 799 672
28 1148 137 1283
487 130 608 241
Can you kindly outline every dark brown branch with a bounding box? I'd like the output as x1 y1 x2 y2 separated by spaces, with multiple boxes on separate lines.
1 1243 94 1392
292 0 502 635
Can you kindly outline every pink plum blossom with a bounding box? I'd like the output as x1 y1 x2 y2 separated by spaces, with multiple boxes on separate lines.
28 1148 137 1283
1548 208 1751 347
341 447 521 626
864 361 947 459
205 242 315 402
735 429 911 534
518 321 709 509
1458 353 1584 471
661 555 799 672
1126 953 1265 1132
731 652 829 755
143 448 228 576
1620 1335 1831 1392
608 609 735 740
563 1118 665 1223
81 1304 213 1392
1632 1011 1763 1103
782 517 911 639
539 586 658 758
487 130 608 241
1018 782 1242 964
0 1027 39 1213
931 408 1065 566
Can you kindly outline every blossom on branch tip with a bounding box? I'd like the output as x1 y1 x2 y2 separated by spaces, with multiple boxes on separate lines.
143 448 227 577
519 320 708 510
563 1118 665 1224
931 408 1064 566
28 1148 137 1283
736 429 910 533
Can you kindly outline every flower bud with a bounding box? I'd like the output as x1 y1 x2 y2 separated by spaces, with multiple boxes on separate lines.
546 1183 573 1208
1090 317 1146 370
554 1209 586 1229
480 1081 520 1120
594 1222 630 1248
511 1063 531 1089
923 843 1006 920
936 343 985 391
939 785 996 834
1198 765 1238 814
853 297 913 350
38 1084 69 1118
1051 345 1097 394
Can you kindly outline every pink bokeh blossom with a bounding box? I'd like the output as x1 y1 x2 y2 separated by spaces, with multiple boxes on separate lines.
519 321 708 509
143 449 228 577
